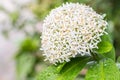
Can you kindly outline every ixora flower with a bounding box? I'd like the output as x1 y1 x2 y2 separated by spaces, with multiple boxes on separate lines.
41 3 108 64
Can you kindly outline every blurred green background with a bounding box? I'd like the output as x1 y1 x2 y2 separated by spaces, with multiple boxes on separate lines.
0 0 120 80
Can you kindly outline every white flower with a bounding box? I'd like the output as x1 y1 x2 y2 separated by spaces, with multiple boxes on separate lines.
41 3 108 64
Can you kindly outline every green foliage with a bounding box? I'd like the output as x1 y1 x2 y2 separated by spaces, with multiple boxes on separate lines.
94 33 115 61
9 11 19 24
37 32 118 80
14 0 120 80
95 41 112 54
15 37 41 80
37 66 59 80
20 38 39 52
57 57 90 80
100 33 115 61
85 58 120 80
95 40 115 61
37 57 89 80
103 47 115 61
16 53 36 80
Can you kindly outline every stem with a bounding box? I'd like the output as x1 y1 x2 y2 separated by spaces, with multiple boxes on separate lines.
91 52 99 61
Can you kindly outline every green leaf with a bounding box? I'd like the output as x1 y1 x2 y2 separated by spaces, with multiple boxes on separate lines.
20 38 39 52
57 57 89 80
37 66 58 80
37 57 89 80
95 34 115 61
16 53 35 80
85 58 120 80
103 47 115 61
96 41 112 54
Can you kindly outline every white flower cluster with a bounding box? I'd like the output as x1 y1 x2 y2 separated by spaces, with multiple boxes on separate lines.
41 3 108 64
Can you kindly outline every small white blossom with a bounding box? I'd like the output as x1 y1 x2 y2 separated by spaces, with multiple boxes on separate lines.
41 3 108 64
